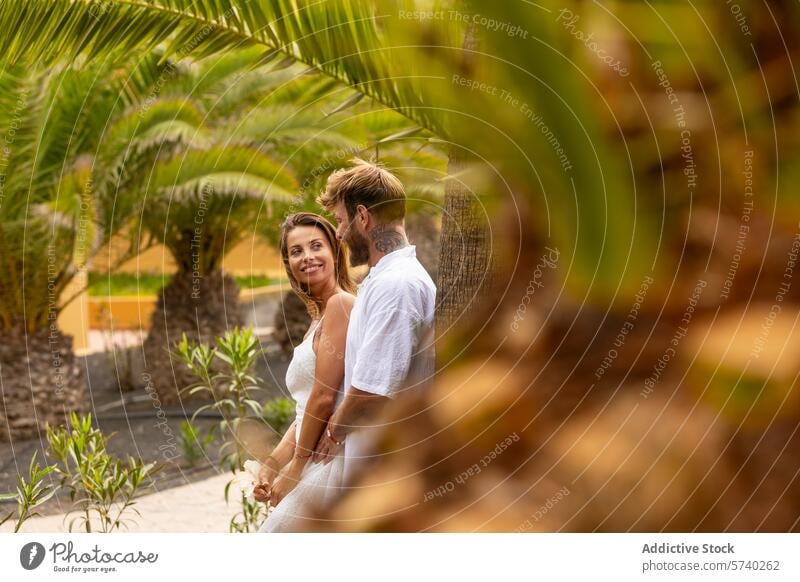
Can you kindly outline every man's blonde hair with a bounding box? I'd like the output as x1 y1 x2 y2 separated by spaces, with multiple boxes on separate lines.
317 158 406 221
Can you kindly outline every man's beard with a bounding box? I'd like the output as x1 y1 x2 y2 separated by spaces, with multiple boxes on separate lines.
346 228 370 267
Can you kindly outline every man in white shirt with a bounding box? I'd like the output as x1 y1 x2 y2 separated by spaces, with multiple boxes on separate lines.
312 158 436 482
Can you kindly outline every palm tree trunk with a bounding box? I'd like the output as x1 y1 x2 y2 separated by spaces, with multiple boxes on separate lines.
0 325 84 441
142 269 243 405
435 149 493 336
272 291 311 359
434 18 493 338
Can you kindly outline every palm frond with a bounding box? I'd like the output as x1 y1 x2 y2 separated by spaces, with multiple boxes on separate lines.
0 0 449 135
0 0 657 302
138 144 298 272
162 172 296 203
147 145 297 194
224 104 361 149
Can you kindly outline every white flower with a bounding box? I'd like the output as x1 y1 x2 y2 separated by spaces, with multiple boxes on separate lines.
243 460 261 478
232 460 262 502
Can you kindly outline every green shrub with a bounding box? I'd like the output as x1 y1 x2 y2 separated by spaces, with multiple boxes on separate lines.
262 398 295 435
46 413 157 532
0 452 57 533
178 420 216 468
175 326 264 471
176 328 299 532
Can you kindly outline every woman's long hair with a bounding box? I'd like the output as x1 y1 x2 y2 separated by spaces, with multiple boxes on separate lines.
279 212 356 319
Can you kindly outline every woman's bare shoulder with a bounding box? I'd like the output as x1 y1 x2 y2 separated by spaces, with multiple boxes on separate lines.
316 293 355 347
326 291 356 315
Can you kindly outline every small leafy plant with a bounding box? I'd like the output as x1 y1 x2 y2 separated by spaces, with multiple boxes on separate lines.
46 412 157 532
176 327 275 532
175 327 264 471
0 452 58 532
228 495 267 533
178 420 216 468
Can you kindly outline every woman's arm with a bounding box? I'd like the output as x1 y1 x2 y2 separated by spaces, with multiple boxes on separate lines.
253 421 296 502
270 293 354 505
267 420 297 468
295 293 354 460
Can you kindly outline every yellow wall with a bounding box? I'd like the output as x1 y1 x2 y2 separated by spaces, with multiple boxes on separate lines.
94 233 286 278
62 234 287 353
57 270 89 353
87 284 285 331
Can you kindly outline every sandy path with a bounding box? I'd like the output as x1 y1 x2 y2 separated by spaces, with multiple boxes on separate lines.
1 473 244 533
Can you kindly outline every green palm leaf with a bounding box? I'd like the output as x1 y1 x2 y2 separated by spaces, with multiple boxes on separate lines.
0 0 444 133
0 0 655 302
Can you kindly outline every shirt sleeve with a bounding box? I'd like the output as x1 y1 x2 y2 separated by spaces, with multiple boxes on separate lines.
350 278 425 398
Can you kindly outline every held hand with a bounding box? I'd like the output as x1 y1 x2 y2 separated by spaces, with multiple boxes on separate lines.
270 460 304 507
253 459 279 504
313 424 344 465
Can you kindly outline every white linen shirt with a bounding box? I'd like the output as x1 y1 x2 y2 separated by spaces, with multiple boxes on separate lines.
343 245 436 479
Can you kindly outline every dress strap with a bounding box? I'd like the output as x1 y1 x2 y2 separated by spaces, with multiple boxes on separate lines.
304 315 325 343
313 314 326 332
313 314 326 338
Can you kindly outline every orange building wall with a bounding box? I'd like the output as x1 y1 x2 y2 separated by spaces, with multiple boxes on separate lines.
93 233 285 279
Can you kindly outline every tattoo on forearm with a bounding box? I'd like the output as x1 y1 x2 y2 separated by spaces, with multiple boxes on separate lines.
369 223 407 254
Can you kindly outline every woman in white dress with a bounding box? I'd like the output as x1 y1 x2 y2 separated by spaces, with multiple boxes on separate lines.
255 212 356 532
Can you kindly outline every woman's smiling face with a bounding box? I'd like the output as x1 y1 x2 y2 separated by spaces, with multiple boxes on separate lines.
286 225 335 288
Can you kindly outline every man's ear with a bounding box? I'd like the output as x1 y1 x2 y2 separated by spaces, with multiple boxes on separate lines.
356 204 370 229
